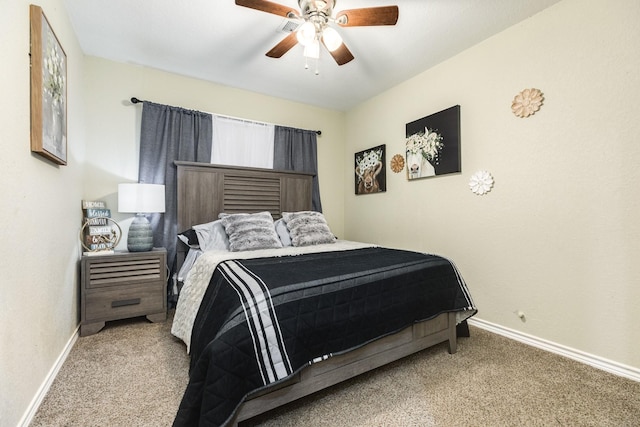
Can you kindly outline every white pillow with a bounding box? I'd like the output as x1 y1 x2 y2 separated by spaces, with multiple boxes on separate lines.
274 218 292 247
282 211 335 247
192 219 229 252
220 212 283 252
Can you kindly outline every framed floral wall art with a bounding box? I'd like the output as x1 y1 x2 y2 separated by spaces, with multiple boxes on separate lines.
405 105 460 180
30 4 67 165
354 144 386 195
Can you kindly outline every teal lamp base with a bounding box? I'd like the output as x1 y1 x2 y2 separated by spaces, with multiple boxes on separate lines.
127 214 153 252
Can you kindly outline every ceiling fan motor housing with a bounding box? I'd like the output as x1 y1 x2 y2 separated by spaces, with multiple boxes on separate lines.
299 0 334 22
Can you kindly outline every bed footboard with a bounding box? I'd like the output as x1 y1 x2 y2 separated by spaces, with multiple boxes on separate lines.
230 311 457 426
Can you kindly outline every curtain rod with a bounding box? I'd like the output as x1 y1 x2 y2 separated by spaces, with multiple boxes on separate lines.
130 97 322 136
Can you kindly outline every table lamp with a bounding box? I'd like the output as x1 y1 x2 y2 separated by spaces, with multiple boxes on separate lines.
118 183 165 252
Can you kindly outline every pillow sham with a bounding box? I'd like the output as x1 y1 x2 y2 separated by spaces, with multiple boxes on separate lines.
177 229 200 249
191 219 229 252
282 211 335 247
274 218 292 247
220 211 282 252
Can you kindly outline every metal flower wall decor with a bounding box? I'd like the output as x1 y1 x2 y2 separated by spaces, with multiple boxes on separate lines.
469 170 494 195
390 154 405 173
511 88 544 118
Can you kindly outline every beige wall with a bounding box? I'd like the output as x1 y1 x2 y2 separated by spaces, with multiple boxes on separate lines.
82 57 346 245
344 0 640 370
3 0 639 425
0 1 87 426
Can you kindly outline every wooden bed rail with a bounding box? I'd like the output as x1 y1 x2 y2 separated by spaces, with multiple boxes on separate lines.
230 312 457 426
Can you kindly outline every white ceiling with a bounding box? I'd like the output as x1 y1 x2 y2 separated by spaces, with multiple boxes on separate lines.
63 0 562 111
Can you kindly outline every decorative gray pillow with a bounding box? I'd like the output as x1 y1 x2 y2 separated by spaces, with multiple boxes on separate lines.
219 212 282 252
282 211 335 247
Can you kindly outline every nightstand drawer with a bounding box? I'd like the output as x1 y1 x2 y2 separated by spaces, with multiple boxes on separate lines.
85 256 163 289
84 284 164 321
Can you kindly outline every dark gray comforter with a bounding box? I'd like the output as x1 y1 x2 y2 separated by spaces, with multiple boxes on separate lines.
174 247 476 426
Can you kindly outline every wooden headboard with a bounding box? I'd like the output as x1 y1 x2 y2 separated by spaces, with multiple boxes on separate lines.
175 161 314 268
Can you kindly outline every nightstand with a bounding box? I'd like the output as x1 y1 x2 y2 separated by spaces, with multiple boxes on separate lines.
80 248 167 336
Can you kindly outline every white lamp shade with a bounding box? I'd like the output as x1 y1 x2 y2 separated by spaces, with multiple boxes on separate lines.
118 183 166 213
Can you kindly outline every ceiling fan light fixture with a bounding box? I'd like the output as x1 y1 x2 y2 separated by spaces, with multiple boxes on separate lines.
296 21 316 46
322 26 342 51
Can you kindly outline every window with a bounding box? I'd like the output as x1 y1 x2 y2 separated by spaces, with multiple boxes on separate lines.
211 115 274 169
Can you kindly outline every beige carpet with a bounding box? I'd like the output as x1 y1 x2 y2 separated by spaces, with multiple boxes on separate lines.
32 312 640 426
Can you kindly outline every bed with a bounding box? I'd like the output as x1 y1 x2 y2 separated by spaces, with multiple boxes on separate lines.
170 161 476 427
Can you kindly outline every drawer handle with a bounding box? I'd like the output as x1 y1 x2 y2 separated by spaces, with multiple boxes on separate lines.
112 298 141 308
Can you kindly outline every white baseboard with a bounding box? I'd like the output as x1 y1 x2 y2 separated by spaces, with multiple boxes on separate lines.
468 318 640 383
18 326 80 427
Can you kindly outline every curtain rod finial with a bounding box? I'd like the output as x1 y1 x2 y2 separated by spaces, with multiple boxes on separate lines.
131 97 142 104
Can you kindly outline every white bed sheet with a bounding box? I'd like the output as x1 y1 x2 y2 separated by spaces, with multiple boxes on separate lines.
177 247 203 283
171 240 375 352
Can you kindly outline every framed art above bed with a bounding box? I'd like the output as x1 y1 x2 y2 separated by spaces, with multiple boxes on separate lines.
405 105 461 180
354 144 386 195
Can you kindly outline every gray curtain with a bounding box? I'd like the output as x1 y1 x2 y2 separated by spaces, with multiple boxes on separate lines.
138 101 212 301
273 126 322 212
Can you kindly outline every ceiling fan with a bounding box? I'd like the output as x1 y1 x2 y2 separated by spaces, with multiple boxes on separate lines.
235 0 399 66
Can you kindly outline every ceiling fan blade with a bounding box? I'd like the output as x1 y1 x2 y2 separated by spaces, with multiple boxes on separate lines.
235 0 295 17
335 6 399 27
324 41 354 66
266 32 299 58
